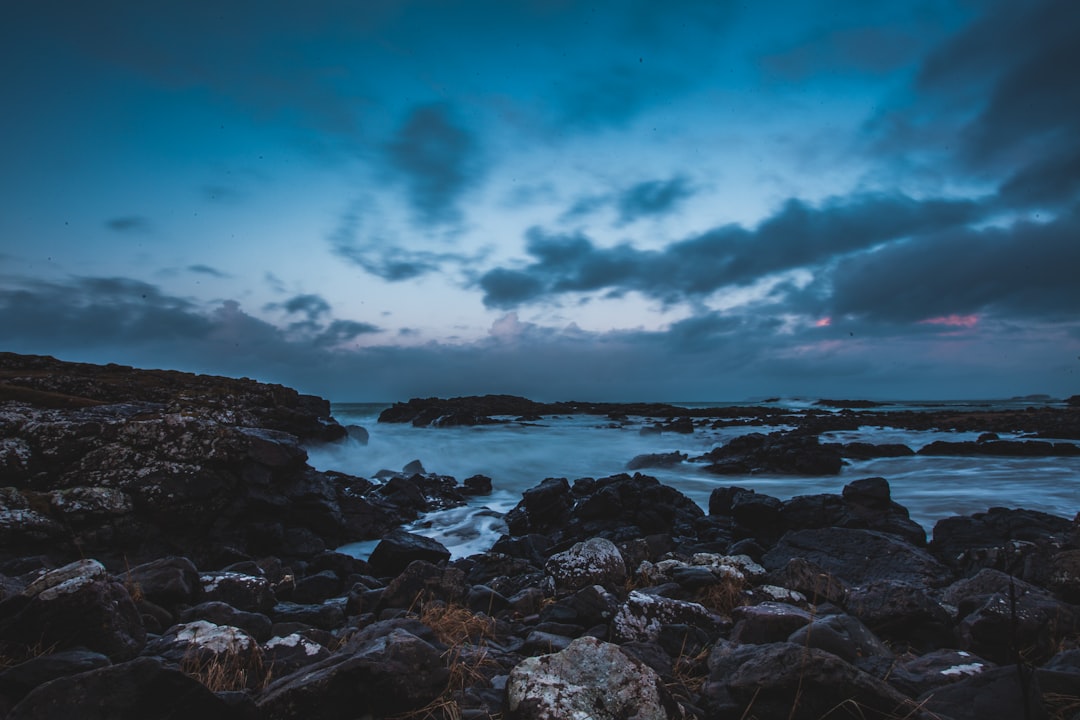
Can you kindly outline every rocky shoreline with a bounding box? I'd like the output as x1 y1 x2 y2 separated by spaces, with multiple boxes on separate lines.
1 353 1079 719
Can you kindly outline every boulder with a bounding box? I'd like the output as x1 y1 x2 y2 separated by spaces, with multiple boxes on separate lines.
845 580 954 650
0 559 146 661
367 530 451 577
730 602 813 645
0 649 111 706
261 632 331 676
6 656 230 720
377 560 467 611
786 614 892 664
611 590 727 643
704 642 917 720
762 528 953 588
702 432 843 475
918 665 1047 720
884 649 992 698
256 627 448 719
199 571 276 613
124 556 200 608
506 636 683 720
543 537 626 597
179 601 273 642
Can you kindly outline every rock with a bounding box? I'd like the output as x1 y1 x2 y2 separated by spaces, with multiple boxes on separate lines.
766 557 849 605
124 556 200 608
1049 548 1080 603
290 570 341 605
930 507 1074 572
462 474 493 495
762 527 953 588
270 601 346 631
841 442 914 459
611 590 727 643
626 451 687 470
0 559 146 661
0 649 111 705
786 614 892 664
884 649 992 698
543 537 626 597
730 602 813 644
779 478 927 546
6 656 230 719
179 601 273 643
367 530 451 578
845 580 953 651
957 588 1079 665
704 642 918 720
345 425 368 444
256 627 449 719
918 665 1047 720
506 636 684 720
261 632 331 675
702 432 843 475
199 571 276 613
504 478 573 536
143 620 257 676
377 560 467 611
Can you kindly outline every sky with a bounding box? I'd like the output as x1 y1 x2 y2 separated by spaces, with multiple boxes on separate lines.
2 0 1079 402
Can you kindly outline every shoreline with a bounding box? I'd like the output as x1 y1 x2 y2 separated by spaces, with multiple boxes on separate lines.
1 353 1078 719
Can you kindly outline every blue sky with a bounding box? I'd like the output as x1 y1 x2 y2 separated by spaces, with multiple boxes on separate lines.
2 0 1078 401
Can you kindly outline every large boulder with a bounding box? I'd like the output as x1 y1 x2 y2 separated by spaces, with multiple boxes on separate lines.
611 590 728 643
6 656 230 720
544 537 626 597
0 559 146 661
367 530 451 578
762 528 954 589
256 627 448 719
506 636 683 720
702 432 843 475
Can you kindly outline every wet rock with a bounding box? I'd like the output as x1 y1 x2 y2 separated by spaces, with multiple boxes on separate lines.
368 530 451 578
504 478 573 536
702 432 843 475
627 451 688 470
462 474 493 495
506 636 684 720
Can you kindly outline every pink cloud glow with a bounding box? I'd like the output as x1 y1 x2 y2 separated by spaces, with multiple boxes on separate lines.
814 317 832 327
919 314 979 328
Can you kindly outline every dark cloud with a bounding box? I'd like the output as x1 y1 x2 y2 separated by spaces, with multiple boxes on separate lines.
825 203 1080 323
616 176 693 224
313 319 380 347
187 264 230 278
872 0 1080 209
481 193 980 308
105 216 152 233
279 294 331 321
384 103 482 225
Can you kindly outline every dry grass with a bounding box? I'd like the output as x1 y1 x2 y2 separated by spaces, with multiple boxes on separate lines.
391 600 501 720
0 639 58 671
693 574 747 617
180 644 272 692
1045 692 1080 720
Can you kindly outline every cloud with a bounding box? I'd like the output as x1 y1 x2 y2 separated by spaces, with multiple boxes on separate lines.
480 193 980 308
384 103 482 225
761 24 926 81
870 0 1080 209
276 293 332 321
615 176 694 224
187 264 230 278
105 216 152 233
824 203 1080 323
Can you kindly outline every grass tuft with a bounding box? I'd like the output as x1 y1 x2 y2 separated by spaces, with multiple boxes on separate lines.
180 643 272 692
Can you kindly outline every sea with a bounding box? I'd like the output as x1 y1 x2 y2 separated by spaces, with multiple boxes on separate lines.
305 398 1080 561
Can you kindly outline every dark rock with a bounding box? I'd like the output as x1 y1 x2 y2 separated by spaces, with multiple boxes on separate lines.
704 642 918 720
708 486 753 516
367 530 450 577
504 478 573 536
0 559 146 661
124 556 200 609
762 527 953 588
0 649 111 705
7 656 231 720
884 648 993 698
270 601 346 631
626 451 687 470
461 474 493 495
845 580 954 651
256 627 449 719
345 425 368 444
918 665 1047 720
957 588 1079 665
261 632 331 676
543 537 626 597
179 601 273 643
787 614 892 664
611 590 728 643
199 571 276 613
766 557 849 605
841 442 914 459
291 570 341 605
730 602 813 644
702 432 843 475
142 620 258 672
377 560 466 611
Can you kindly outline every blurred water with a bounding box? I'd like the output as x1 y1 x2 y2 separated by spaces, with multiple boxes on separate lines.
308 403 1080 559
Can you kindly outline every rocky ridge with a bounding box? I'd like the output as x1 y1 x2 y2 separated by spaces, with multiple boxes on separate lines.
0 354 1078 719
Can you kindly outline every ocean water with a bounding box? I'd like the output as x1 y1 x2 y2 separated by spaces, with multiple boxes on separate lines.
305 401 1080 560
